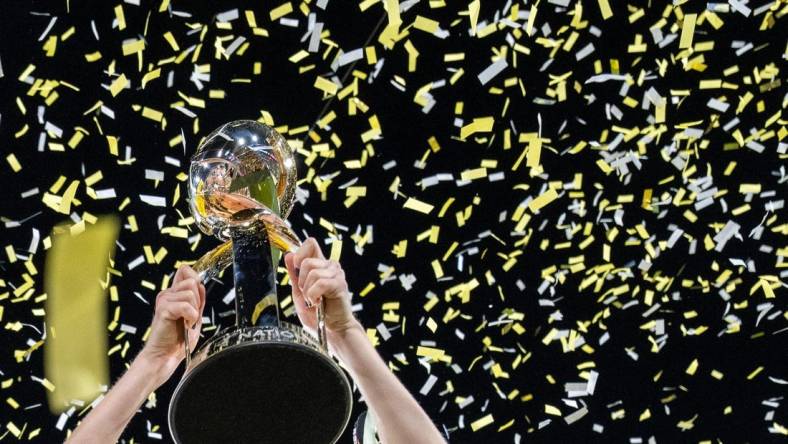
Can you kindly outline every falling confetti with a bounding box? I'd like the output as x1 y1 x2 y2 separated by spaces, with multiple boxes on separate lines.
0 0 786 442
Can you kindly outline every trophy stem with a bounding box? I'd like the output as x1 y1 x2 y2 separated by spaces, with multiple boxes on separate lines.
231 225 280 328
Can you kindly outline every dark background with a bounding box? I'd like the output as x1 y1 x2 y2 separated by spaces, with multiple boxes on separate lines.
0 0 786 442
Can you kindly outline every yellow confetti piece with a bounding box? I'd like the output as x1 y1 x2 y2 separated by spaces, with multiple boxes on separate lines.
431 259 444 279
314 76 339 96
6 421 22 437
470 413 494 431
163 31 180 51
121 38 145 56
5 245 17 263
45 216 119 413
460 167 487 181
739 183 761 193
269 2 293 21
545 404 562 416
460 116 494 139
141 68 161 89
746 366 764 380
525 138 542 169
404 40 419 72
109 73 128 97
142 106 164 122
114 5 126 30
468 0 480 35
329 239 342 261
57 180 80 215
528 187 558 213
6 154 22 172
107 135 119 156
84 51 102 62
413 16 439 34
686 358 699 375
679 14 697 49
403 197 434 214
597 0 613 19
378 0 402 48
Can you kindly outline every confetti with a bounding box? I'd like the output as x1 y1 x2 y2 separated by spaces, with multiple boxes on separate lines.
44 216 119 412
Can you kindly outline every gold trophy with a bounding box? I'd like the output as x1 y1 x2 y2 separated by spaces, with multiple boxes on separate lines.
168 120 352 443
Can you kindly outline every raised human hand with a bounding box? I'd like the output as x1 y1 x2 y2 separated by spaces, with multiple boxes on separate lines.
284 238 361 344
138 265 206 386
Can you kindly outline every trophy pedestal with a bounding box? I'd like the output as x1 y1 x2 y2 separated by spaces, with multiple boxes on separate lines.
169 324 352 443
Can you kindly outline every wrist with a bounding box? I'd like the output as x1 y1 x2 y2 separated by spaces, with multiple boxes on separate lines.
134 349 176 389
327 320 366 362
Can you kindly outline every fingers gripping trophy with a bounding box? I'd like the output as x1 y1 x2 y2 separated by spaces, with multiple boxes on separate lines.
168 120 353 443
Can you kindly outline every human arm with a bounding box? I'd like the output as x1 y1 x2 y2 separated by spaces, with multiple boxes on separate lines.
284 239 446 444
67 265 206 443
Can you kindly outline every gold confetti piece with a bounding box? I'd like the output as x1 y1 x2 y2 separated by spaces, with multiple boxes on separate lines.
6 153 22 172
329 239 342 261
431 259 444 279
141 106 164 122
470 414 494 431
528 187 558 213
525 3 538 35
269 2 293 21
163 32 180 51
289 50 309 63
468 0 480 34
378 0 403 48
45 216 119 413
403 197 434 214
545 404 562 416
686 358 699 375
525 138 541 169
460 167 487 181
460 116 494 139
56 180 79 215
109 73 128 97
314 76 338 96
404 40 419 72
679 14 697 49
597 0 613 19
413 16 439 34
121 38 145 56
114 5 126 30
106 135 119 156
84 51 102 62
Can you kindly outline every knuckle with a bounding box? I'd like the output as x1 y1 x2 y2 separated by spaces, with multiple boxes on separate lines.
316 279 331 291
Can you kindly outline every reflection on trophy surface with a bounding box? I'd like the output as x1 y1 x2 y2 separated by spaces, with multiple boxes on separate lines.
168 120 352 444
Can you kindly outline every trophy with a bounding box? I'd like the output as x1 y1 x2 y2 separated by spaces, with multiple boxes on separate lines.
168 120 353 443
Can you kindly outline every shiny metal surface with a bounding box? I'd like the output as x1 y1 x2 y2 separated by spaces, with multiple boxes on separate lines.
184 323 344 373
188 120 298 240
170 120 352 443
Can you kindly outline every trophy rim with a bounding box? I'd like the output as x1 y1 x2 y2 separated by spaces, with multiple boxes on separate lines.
167 324 353 444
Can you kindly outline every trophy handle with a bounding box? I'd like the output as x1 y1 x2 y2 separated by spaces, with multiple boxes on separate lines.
188 231 332 361
317 298 327 354
184 321 191 368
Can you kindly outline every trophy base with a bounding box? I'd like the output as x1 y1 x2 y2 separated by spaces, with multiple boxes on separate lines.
168 325 352 444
